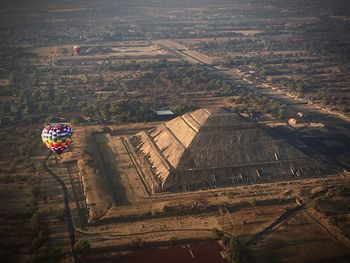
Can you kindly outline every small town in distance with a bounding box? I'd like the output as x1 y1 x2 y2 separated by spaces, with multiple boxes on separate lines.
0 0 350 262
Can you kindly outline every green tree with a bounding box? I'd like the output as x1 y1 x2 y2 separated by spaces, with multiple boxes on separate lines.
212 228 224 239
74 240 91 256
70 117 80 125
30 212 41 233
228 236 242 263
56 209 66 222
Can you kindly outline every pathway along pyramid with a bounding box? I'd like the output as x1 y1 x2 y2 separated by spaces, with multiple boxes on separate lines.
128 108 334 193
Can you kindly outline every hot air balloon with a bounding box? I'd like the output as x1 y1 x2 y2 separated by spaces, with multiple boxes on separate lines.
72 45 81 55
42 124 73 155
288 118 297 126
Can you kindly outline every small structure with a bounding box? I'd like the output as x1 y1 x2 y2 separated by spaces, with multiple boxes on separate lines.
249 111 261 120
154 109 175 120
59 47 68 53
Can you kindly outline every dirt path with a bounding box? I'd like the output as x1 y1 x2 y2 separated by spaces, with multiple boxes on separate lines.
76 227 214 238
304 207 350 250
246 204 304 246
43 151 79 262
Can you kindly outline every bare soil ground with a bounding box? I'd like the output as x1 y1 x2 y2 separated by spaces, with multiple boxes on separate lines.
41 157 73 262
86 242 226 263
2 1 350 262
108 136 148 201
249 212 349 263
71 126 115 222
59 123 350 262
0 149 72 262
26 43 174 64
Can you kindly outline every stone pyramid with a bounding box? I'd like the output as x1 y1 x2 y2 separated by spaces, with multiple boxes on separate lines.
128 108 333 193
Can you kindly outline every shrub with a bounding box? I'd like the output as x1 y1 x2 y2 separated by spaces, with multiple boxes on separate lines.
73 240 91 256
56 209 66 221
212 228 224 239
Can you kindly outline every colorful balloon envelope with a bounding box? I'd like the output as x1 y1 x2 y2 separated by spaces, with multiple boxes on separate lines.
42 124 73 155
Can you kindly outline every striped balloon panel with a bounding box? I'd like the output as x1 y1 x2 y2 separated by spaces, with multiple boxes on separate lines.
42 123 73 155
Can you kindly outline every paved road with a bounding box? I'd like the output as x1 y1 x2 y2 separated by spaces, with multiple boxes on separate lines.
164 39 350 126
164 39 350 172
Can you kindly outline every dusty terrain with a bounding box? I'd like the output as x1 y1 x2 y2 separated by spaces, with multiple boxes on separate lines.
59 122 350 262
1 0 350 262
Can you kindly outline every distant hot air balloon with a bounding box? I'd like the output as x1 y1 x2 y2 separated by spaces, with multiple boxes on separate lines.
42 124 73 155
72 45 81 55
288 118 297 126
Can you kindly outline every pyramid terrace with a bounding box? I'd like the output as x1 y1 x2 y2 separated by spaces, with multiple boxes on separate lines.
127 108 334 193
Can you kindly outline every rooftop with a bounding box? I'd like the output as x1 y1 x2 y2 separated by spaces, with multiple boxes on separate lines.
154 109 175 116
